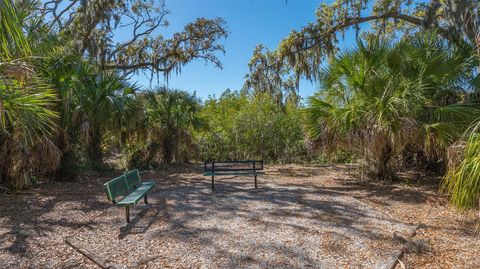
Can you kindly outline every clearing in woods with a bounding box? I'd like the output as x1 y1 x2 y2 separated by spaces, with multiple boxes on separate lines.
0 164 478 268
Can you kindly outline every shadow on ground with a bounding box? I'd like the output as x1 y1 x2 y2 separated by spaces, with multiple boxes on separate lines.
0 173 117 268
66 169 415 269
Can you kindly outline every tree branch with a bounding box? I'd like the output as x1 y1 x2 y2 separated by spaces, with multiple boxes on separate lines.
284 12 448 59
108 6 169 59
48 0 79 29
102 62 174 73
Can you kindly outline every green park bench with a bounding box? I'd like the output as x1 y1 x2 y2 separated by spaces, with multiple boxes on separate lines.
204 160 264 190
103 169 156 223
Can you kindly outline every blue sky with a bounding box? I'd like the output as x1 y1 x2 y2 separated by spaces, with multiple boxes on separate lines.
126 0 356 100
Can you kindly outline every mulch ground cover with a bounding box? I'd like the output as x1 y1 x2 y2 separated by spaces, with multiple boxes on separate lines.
0 164 478 268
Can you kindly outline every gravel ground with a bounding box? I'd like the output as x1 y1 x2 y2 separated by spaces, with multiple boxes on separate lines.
0 164 478 268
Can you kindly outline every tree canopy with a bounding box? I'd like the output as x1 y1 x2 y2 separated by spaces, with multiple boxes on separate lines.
247 0 480 97
35 0 228 78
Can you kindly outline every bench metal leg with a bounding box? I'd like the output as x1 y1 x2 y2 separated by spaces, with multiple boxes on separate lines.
144 194 148 204
211 175 215 190
125 206 130 223
255 174 258 189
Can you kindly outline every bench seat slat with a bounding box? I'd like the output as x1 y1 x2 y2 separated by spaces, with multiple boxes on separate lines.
117 181 155 205
203 171 265 176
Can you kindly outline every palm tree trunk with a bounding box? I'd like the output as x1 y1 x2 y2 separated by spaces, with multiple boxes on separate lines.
88 128 103 167
0 133 9 185
162 136 174 164
0 119 22 188
145 141 161 165
54 113 71 180
377 143 394 180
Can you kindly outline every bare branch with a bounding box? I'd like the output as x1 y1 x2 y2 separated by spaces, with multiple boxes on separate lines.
49 0 79 29
108 3 169 58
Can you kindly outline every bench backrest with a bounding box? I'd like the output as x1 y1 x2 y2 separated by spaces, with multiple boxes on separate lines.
204 160 263 172
125 169 142 189
103 169 142 202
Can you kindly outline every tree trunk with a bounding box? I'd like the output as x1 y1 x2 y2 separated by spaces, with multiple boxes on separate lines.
54 126 73 181
0 134 10 186
88 128 103 167
145 141 161 165
377 143 394 180
162 136 174 164
0 121 29 188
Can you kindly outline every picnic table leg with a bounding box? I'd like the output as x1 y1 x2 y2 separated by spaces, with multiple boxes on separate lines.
254 174 258 189
125 206 130 223
144 194 148 204
211 175 215 190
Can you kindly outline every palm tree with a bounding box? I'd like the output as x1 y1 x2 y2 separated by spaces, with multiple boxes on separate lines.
0 0 31 59
0 0 60 188
443 130 480 210
132 87 203 165
441 33 480 211
70 65 140 165
305 32 479 180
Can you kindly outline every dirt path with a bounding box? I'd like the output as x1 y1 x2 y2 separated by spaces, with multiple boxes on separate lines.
0 164 478 268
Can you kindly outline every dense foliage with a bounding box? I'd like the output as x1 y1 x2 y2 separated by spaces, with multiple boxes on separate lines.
0 0 59 188
443 131 480 210
196 91 307 163
127 88 203 167
0 0 227 188
305 32 480 180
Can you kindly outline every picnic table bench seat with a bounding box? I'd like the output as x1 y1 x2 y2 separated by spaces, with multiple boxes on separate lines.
103 169 155 223
203 171 265 176
204 160 264 190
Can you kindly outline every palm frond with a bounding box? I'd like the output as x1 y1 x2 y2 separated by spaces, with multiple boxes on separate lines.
443 132 480 210
0 0 31 59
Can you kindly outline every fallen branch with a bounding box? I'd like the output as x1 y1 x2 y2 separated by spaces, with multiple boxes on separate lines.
64 238 109 269
384 224 421 269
